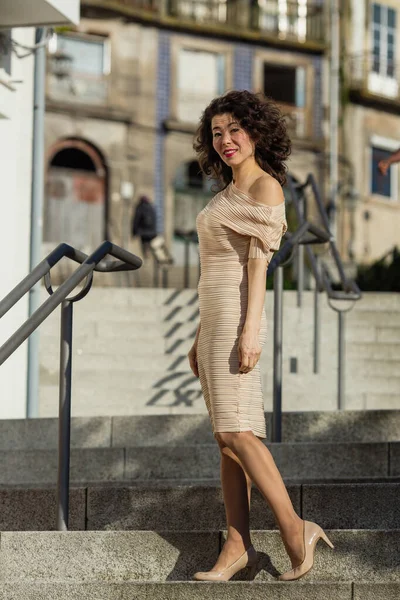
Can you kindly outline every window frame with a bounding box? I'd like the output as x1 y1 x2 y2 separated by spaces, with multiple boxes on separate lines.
253 49 314 139
368 2 398 97
369 134 399 202
49 31 111 77
170 36 233 124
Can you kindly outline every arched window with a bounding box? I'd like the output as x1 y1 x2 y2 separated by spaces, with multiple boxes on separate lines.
45 138 107 249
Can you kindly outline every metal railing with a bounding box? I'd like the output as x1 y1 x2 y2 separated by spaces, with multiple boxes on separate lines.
93 0 325 45
267 173 362 441
346 52 400 103
0 241 142 531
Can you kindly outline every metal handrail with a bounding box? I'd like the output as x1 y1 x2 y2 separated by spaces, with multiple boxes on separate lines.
266 217 330 442
282 173 363 421
0 240 142 530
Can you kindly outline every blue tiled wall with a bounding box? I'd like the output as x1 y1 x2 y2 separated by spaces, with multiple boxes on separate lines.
312 55 323 140
154 31 171 232
234 45 254 91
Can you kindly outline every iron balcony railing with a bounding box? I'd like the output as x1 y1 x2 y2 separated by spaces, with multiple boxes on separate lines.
346 52 400 104
86 0 325 46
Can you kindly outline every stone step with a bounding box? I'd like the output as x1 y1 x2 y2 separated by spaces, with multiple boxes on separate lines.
346 343 400 359
41 287 400 311
0 442 398 485
1 483 399 531
38 384 400 417
39 348 400 377
38 314 400 343
1 529 399 583
1 410 399 452
348 310 400 326
0 582 397 600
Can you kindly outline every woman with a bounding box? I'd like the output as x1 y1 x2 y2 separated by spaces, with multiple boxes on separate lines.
188 90 334 582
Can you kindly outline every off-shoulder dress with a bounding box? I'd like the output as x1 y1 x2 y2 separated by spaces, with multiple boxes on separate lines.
195 181 287 439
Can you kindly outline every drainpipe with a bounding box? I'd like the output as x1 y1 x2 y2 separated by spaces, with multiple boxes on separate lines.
27 28 46 418
329 0 340 241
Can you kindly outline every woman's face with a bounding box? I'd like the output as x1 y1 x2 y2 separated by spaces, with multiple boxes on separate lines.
211 113 255 167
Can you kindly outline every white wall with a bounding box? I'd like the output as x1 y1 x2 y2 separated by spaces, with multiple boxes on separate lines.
0 28 35 418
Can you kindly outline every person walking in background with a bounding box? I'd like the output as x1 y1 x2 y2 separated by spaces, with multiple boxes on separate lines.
131 195 157 257
378 148 400 175
188 90 334 583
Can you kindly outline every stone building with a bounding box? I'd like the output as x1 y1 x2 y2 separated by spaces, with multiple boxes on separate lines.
342 0 400 265
43 0 327 284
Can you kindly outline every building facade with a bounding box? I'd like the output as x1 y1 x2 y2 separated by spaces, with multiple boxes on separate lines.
342 0 400 264
44 0 327 276
0 1 80 418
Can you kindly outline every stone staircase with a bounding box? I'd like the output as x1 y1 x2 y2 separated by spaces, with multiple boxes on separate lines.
0 411 399 598
38 289 400 416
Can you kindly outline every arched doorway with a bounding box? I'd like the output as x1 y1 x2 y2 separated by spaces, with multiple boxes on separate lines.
45 138 108 250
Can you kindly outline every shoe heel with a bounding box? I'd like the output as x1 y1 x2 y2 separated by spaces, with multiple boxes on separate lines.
247 563 257 581
320 530 334 549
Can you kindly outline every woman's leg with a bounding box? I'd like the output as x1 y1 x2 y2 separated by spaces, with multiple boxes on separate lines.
215 431 304 568
210 442 253 571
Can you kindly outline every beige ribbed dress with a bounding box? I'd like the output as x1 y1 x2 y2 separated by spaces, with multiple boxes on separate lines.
195 181 287 439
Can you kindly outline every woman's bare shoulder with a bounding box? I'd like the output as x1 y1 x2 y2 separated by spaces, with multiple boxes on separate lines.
249 174 284 207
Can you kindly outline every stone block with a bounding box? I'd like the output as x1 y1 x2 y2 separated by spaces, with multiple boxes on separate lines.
125 446 219 480
282 410 400 443
353 583 400 600
0 531 219 583
0 417 111 451
269 443 388 479
249 530 400 582
0 582 354 600
112 415 215 447
303 483 400 529
86 486 300 531
389 442 400 475
123 443 388 481
0 449 124 485
0 488 85 531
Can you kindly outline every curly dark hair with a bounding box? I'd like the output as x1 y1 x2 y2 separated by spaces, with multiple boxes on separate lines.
193 90 291 187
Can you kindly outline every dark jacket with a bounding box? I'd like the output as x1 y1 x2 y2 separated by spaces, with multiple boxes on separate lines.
132 197 157 239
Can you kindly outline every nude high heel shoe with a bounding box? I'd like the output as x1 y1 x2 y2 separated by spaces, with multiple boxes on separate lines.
193 545 258 582
278 520 334 582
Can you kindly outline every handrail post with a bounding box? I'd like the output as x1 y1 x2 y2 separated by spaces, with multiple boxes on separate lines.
272 266 284 443
338 311 345 410
313 255 320 374
296 191 305 308
184 238 190 289
57 300 73 531
153 256 159 287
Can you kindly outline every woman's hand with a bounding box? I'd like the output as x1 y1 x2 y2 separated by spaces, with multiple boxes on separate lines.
238 329 262 373
378 159 390 176
188 343 199 378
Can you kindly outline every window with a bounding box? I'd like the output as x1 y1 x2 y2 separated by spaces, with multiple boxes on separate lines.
176 48 225 123
48 33 109 104
371 3 396 79
263 63 305 107
178 0 227 24
262 61 307 137
53 34 109 77
258 0 309 42
371 146 396 199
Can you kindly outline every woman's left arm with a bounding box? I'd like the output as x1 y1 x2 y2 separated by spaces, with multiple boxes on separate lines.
238 258 268 373
238 176 285 374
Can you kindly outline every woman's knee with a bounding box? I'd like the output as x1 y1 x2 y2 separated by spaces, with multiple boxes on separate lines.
215 431 253 451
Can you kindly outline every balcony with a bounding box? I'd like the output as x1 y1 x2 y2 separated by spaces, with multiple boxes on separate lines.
346 53 400 111
0 0 80 28
82 0 325 50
